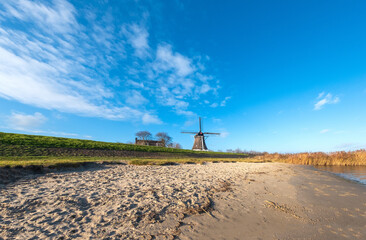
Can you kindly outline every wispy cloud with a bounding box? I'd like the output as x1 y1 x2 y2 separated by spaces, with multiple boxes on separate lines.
220 96 232 107
335 143 366 151
122 23 150 59
0 0 147 121
205 96 231 108
314 92 340 110
142 113 162 125
0 0 219 125
125 90 148 106
320 129 330 134
1 0 78 34
3 111 88 137
127 80 145 88
7 112 47 131
146 43 218 115
210 103 218 108
154 44 194 77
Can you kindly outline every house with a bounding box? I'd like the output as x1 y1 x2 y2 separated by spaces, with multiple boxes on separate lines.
135 138 164 147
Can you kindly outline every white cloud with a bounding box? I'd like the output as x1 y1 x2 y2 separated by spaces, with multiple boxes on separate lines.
210 103 218 108
154 44 194 77
314 93 340 110
142 113 162 125
127 80 144 88
125 90 148 106
320 129 330 134
0 46 147 121
1 0 77 34
123 23 150 58
200 84 211 94
147 44 218 115
0 0 219 125
175 109 196 117
317 92 325 99
7 112 47 130
0 1 162 124
220 96 231 107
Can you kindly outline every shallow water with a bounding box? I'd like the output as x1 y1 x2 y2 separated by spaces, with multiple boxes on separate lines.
315 165 366 185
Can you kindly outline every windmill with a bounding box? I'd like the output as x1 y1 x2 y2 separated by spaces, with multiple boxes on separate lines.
181 117 220 151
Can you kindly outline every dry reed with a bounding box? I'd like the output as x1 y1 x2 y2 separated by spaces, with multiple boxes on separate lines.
254 150 366 166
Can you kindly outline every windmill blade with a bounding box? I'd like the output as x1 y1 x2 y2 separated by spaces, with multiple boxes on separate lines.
199 117 202 132
203 132 220 135
181 132 197 134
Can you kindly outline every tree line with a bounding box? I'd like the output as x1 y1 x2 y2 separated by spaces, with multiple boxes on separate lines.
135 131 181 149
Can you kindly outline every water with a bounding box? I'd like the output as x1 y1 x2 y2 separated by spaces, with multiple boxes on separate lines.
315 165 366 185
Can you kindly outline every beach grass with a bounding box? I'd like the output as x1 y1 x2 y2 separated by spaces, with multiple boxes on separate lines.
249 151 366 166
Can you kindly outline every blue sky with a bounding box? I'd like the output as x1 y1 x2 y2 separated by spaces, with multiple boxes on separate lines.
1 0 366 152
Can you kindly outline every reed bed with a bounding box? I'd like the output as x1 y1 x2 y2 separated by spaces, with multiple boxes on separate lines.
254 150 366 166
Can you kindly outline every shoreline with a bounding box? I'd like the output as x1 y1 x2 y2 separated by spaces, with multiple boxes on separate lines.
1 162 366 239
314 165 366 186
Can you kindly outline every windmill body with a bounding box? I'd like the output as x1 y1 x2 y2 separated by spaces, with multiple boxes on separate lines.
192 132 208 151
182 117 220 151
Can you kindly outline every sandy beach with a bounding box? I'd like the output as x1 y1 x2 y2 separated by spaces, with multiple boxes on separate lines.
1 162 366 240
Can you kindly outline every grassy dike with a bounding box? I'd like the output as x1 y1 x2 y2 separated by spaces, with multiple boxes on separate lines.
0 132 255 167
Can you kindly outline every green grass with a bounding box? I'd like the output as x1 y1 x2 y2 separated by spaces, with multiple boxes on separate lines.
0 132 189 153
0 132 252 168
0 132 243 156
128 157 270 165
0 156 270 168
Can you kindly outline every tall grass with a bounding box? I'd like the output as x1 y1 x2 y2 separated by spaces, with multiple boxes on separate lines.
255 150 366 166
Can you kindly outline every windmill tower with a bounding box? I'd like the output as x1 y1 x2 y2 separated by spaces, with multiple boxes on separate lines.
181 117 220 151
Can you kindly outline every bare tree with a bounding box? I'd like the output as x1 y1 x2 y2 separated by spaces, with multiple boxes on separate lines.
135 131 152 140
235 148 244 153
168 142 182 149
155 132 172 147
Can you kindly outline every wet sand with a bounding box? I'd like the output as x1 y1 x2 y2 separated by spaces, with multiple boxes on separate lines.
180 164 366 240
1 163 366 239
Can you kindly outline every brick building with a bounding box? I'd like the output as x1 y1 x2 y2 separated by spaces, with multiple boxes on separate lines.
135 138 164 147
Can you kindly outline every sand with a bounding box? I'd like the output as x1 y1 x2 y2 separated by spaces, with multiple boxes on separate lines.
1 163 366 239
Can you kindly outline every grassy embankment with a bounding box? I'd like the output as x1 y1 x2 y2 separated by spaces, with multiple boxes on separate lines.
0 132 254 167
251 151 366 166
3 132 363 167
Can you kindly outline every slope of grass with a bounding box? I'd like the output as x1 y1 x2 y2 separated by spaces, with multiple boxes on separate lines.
0 132 192 153
0 132 248 169
0 132 244 156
